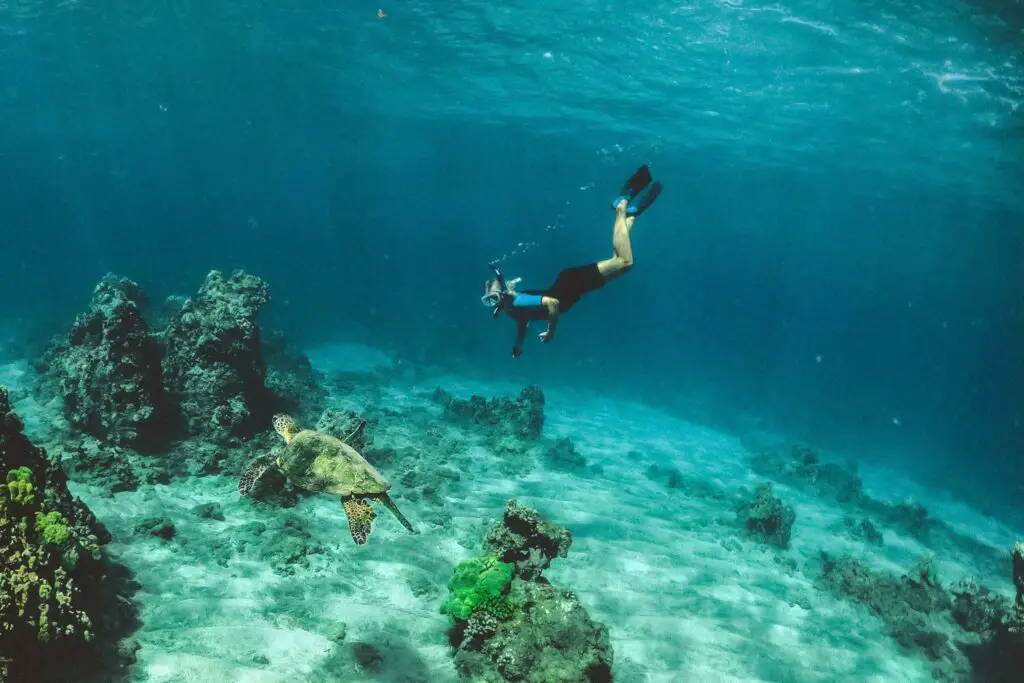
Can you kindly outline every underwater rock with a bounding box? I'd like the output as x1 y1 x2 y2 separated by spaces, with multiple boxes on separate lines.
434 385 545 442
64 442 141 494
0 385 139 682
262 330 329 425
736 482 796 549
841 516 884 546
645 463 729 500
751 443 863 504
953 543 1024 683
239 516 326 576
486 499 573 581
1010 541 1023 604
870 499 933 541
545 437 587 470
818 553 969 680
134 516 177 541
314 408 373 452
751 442 942 544
159 269 273 443
191 502 225 521
950 579 1010 641
444 499 612 683
37 274 168 449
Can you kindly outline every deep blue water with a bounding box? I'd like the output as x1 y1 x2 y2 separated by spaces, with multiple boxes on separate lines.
1 1 1021 511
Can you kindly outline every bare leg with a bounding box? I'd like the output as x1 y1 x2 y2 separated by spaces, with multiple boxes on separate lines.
596 199 636 281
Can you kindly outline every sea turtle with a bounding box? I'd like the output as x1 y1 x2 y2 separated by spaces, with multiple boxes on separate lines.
239 413 418 544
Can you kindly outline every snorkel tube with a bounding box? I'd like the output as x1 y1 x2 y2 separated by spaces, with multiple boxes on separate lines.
488 261 511 319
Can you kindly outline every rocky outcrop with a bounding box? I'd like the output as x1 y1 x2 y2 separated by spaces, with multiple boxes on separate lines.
159 270 272 443
36 274 167 448
0 386 139 682
444 500 612 682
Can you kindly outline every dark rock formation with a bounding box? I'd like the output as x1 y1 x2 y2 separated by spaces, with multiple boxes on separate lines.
64 442 141 494
485 499 573 581
434 385 545 442
545 437 587 470
751 443 863 504
737 482 795 549
950 579 1009 641
262 330 328 425
36 274 167 449
842 517 884 547
818 553 969 681
159 270 272 443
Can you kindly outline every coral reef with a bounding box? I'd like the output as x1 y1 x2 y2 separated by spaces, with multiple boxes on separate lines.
262 330 328 425
645 463 729 500
64 443 141 494
818 553 968 680
751 443 863 504
545 437 587 470
1012 541 1023 607
842 516 884 546
750 442 944 543
314 408 373 452
445 500 612 682
736 482 795 549
440 555 515 621
159 270 273 443
485 500 572 581
36 274 167 448
0 386 138 682
434 385 545 443
949 579 1009 641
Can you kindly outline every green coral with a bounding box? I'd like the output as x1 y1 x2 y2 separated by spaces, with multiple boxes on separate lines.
34 512 70 546
479 595 515 620
441 554 514 621
5 467 35 506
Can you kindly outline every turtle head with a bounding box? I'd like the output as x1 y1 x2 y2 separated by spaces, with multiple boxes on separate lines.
272 414 299 444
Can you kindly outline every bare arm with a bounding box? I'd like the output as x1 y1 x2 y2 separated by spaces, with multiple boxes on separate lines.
512 320 528 357
540 297 560 341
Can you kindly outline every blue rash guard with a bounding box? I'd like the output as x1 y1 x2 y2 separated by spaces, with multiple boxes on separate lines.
507 292 548 321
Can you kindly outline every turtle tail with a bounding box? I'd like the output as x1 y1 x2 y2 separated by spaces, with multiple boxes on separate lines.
374 493 418 535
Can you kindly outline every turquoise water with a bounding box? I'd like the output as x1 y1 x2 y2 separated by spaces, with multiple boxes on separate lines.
1 1 1022 681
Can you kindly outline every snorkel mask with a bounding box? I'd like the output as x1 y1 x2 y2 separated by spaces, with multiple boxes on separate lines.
482 262 519 318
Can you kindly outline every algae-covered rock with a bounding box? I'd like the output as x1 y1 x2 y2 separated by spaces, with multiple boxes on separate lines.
444 500 611 682
159 270 272 443
454 579 613 683
0 385 138 682
36 274 168 448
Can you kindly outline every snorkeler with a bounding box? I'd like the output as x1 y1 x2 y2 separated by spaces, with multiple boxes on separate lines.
482 165 663 358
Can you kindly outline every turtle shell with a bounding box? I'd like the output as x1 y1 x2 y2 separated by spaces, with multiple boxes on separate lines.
279 429 389 496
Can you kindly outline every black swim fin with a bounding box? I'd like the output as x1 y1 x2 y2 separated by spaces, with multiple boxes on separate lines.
611 165 652 209
626 181 662 218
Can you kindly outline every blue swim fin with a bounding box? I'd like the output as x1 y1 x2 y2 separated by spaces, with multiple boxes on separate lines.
611 165 653 210
626 181 662 218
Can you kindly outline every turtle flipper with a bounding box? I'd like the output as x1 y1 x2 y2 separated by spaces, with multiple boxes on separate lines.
373 492 419 535
239 455 277 496
342 496 376 545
